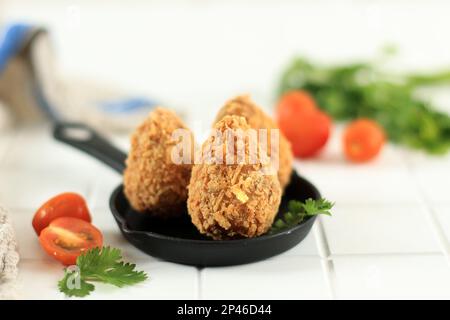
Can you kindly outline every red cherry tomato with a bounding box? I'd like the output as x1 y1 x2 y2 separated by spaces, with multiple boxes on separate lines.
277 91 331 158
277 90 317 121
32 193 91 235
39 217 103 265
343 119 385 163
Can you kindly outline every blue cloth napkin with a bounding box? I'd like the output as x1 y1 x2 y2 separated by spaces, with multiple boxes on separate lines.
0 23 32 74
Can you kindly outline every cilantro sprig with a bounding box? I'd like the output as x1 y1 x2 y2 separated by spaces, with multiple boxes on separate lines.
58 246 148 297
270 198 333 233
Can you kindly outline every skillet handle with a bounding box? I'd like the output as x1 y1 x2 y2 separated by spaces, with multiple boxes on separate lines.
53 122 127 174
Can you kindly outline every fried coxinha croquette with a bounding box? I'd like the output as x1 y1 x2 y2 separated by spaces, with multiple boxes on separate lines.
124 107 193 216
214 95 293 190
187 116 282 240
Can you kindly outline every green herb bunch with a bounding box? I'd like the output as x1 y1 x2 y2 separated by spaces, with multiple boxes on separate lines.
270 198 333 233
59 246 148 297
278 53 450 154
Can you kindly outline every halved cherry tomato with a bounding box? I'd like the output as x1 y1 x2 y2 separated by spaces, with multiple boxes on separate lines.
343 118 385 163
39 217 103 265
277 91 331 158
32 193 91 235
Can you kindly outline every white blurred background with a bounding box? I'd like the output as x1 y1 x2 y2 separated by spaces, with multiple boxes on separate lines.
2 0 450 122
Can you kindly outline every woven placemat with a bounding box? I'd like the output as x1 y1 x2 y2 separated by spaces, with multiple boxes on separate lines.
0 205 20 299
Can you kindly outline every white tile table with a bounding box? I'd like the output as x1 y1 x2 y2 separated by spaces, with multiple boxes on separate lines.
1 124 448 300
2 0 450 300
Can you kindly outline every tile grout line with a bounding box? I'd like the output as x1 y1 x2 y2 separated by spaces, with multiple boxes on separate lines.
196 267 203 300
328 252 443 258
0 130 20 167
401 151 450 266
421 204 450 265
85 179 98 210
313 218 336 299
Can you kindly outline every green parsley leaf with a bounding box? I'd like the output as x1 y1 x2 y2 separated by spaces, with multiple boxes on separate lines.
58 269 95 297
302 198 333 216
58 246 148 297
270 198 333 234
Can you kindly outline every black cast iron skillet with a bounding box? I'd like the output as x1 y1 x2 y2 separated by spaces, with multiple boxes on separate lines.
53 122 321 267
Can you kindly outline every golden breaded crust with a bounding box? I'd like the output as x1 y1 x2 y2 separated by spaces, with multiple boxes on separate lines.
188 115 282 240
214 95 293 189
124 107 192 216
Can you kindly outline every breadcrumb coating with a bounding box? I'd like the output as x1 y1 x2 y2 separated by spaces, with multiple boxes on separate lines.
124 108 193 216
214 95 293 190
187 116 282 240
